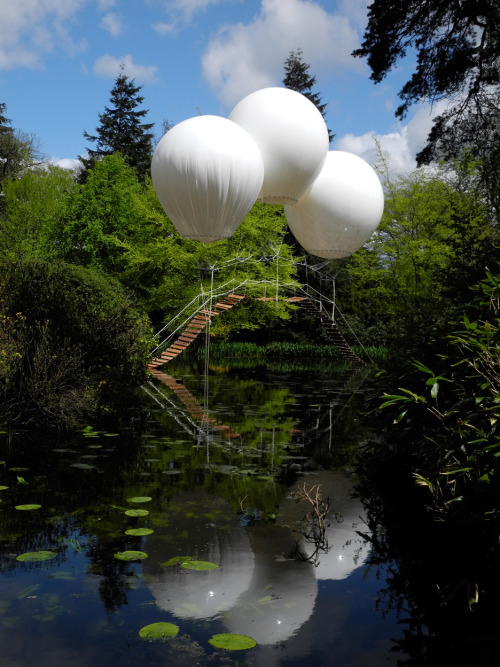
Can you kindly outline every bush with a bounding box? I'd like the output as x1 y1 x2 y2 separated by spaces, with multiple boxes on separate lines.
0 259 153 429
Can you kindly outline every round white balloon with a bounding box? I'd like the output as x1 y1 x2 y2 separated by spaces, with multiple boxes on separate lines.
229 87 329 205
151 115 264 243
284 151 384 259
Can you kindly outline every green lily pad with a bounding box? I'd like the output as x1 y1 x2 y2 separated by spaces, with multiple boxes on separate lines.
159 556 192 567
181 560 219 571
69 463 95 470
208 633 257 650
15 504 41 511
127 496 152 503
125 528 154 536
124 509 149 517
139 622 179 640
16 551 57 562
113 550 148 561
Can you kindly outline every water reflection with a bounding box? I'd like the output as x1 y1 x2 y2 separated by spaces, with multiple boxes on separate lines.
144 490 254 619
0 360 408 665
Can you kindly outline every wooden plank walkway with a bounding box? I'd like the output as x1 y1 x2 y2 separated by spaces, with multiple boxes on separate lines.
148 294 247 370
148 293 364 370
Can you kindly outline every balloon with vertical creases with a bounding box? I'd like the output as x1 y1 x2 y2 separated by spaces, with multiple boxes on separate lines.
151 115 264 243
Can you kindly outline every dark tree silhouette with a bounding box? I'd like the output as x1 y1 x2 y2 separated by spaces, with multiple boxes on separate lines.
283 49 333 142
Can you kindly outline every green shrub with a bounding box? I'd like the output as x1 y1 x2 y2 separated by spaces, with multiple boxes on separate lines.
0 259 153 428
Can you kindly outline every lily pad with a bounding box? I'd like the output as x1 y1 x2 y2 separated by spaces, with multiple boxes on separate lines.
208 633 257 650
124 509 149 517
16 551 57 562
125 528 154 536
127 496 152 503
159 556 192 567
15 504 41 511
69 463 95 470
113 550 148 561
181 560 219 571
139 622 179 640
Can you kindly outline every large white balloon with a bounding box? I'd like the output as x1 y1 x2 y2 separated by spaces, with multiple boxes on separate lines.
229 87 329 205
151 115 264 242
284 151 384 259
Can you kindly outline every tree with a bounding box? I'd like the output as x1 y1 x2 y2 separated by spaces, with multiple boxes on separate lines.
54 153 145 273
336 155 494 354
283 49 333 142
81 68 155 181
0 165 75 259
352 1 500 163
0 103 45 193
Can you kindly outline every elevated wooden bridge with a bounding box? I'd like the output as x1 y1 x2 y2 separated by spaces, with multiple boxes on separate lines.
148 294 364 371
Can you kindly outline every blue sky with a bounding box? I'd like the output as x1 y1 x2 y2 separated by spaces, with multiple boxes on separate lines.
0 0 446 174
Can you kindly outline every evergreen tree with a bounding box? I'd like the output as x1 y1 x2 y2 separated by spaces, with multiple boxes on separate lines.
282 49 333 142
81 67 155 181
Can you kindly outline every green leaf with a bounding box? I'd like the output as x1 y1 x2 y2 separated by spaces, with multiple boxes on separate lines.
208 633 257 650
113 550 148 561
127 496 152 503
139 622 179 640
159 556 193 567
180 560 219 571
125 528 154 536
124 509 149 517
17 551 57 562
15 504 41 510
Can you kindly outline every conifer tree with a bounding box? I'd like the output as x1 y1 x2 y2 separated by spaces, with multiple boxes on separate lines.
81 67 155 181
282 49 333 142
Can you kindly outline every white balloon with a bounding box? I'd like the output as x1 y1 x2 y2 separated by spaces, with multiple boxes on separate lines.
151 115 264 242
284 151 384 259
229 87 329 205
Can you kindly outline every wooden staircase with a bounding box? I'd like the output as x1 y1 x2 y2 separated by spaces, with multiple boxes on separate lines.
148 294 246 370
148 293 364 370
287 297 365 365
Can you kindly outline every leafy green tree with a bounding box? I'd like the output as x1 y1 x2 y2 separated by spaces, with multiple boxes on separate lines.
54 153 145 273
337 158 493 353
81 68 154 181
353 1 499 163
0 165 75 259
283 48 333 142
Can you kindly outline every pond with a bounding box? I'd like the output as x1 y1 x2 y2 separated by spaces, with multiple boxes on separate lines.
0 359 410 666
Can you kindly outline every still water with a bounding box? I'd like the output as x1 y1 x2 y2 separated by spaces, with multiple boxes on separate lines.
0 360 408 666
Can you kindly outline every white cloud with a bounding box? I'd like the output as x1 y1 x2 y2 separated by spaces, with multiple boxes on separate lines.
201 0 364 109
99 12 123 37
93 54 158 83
335 100 450 175
52 157 82 172
0 0 87 70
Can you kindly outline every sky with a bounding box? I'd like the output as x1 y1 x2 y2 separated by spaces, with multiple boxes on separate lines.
0 0 447 175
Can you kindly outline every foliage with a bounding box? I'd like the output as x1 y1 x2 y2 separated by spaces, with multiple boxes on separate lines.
0 105 45 193
0 165 75 259
52 153 145 273
353 1 500 164
282 48 333 142
81 68 154 181
379 271 500 523
0 258 152 429
335 156 494 354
